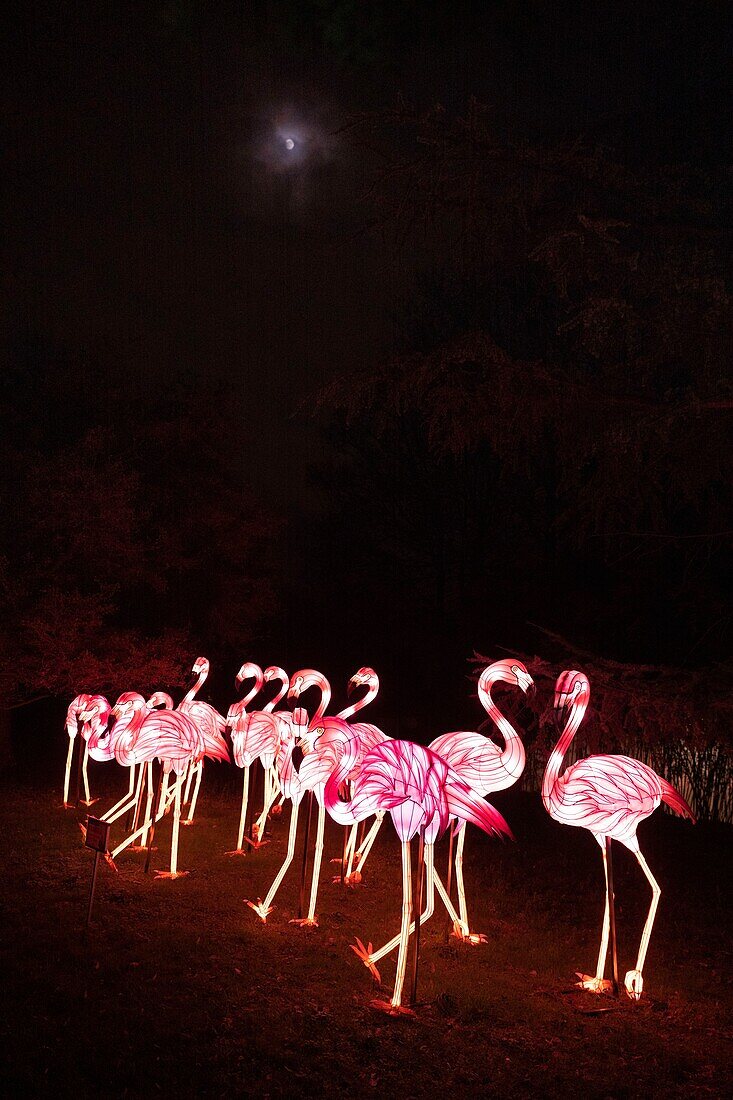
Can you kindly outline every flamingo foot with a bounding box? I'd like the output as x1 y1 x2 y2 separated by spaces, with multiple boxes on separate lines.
576 973 614 994
624 969 644 1001
246 899 273 923
180 819 196 827
289 917 319 929
369 999 415 1018
128 844 155 852
225 848 247 857
103 852 118 873
242 834 269 850
78 822 87 840
154 870 190 880
451 922 487 945
80 798 98 807
344 871 363 887
350 938 381 983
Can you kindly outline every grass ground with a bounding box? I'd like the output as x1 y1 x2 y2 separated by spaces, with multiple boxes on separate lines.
0 765 730 1098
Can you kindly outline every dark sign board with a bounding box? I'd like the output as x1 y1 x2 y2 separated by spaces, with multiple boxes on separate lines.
84 816 110 853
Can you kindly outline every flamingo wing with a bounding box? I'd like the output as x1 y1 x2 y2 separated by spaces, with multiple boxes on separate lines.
556 754 663 835
429 730 504 792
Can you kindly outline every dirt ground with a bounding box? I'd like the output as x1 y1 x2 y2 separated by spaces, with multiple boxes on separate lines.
1 766 730 1098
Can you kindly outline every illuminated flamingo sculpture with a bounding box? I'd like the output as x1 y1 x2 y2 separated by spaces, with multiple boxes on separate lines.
63 694 111 807
246 668 332 922
227 663 290 853
244 706 310 920
333 668 390 886
177 657 229 825
543 670 695 1000
429 659 534 939
323 737 513 1013
93 691 174 833
89 692 206 877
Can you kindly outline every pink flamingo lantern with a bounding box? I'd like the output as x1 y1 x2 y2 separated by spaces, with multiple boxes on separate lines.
543 670 695 999
246 668 332 921
88 692 205 877
430 659 534 940
89 691 174 834
177 657 229 825
333 668 390 886
227 662 286 853
323 736 513 1014
63 694 111 807
244 705 311 920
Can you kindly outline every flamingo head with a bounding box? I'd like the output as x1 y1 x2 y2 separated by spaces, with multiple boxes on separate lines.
288 674 305 698
235 661 261 692
263 665 288 684
298 724 325 754
191 657 210 679
509 661 535 696
78 697 104 724
348 667 378 695
480 659 535 698
147 691 174 710
288 669 327 699
111 691 146 721
553 670 589 731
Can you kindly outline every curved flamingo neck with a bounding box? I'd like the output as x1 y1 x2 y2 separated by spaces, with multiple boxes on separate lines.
479 668 526 778
298 672 331 720
240 666 265 710
263 668 289 713
336 676 379 721
323 737 360 820
112 707 144 762
541 692 589 813
183 666 207 706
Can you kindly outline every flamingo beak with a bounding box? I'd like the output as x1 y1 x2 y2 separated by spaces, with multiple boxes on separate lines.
347 678 358 697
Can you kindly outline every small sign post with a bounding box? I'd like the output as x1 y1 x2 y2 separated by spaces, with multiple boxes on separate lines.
84 815 110 929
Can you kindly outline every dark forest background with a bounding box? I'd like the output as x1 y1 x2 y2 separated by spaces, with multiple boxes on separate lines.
1 3 730 806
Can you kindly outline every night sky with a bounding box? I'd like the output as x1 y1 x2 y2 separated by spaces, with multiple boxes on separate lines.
2 2 729 733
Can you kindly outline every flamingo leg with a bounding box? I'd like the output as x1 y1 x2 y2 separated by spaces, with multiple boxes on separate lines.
252 768 279 845
63 737 75 806
183 762 195 804
577 840 613 994
105 763 145 825
431 864 487 944
358 842 436 969
344 811 385 885
139 763 155 848
156 770 170 820
332 823 358 881
454 824 469 930
156 773 189 879
345 823 359 873
246 798 301 921
388 840 413 1011
182 761 203 825
227 766 250 854
625 849 661 1001
439 827 486 945
112 808 155 859
79 741 95 805
292 802 325 927
99 764 136 823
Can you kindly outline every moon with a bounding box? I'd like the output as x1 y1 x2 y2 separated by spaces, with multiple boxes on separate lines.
284 137 295 151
